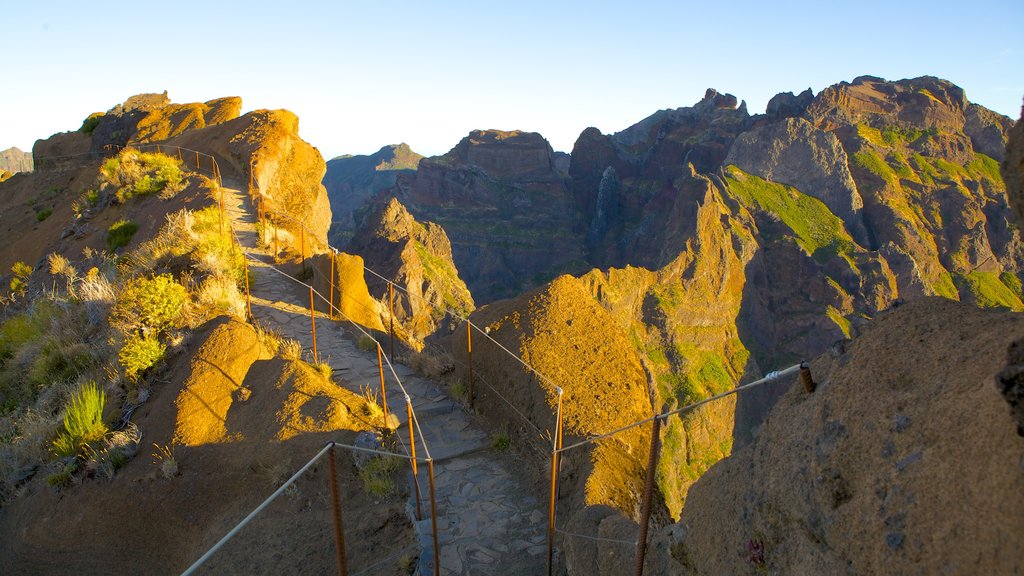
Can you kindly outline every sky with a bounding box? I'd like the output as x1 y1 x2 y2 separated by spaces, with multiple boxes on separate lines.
2 0 1022 159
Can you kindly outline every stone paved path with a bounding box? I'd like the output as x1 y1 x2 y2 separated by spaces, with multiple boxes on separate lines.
220 185 550 575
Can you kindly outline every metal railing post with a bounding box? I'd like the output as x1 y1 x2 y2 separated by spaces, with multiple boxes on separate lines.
547 389 564 576
377 343 389 424
407 399 423 520
310 286 318 358
634 415 662 576
327 444 349 576
428 458 440 576
800 361 816 393
467 322 473 409
388 283 395 358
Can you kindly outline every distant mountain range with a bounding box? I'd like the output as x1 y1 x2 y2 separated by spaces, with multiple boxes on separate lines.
0 147 32 174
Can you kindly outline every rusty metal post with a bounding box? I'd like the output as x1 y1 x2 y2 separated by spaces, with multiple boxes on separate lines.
388 283 395 358
329 251 336 320
273 220 279 257
177 147 182 162
310 286 318 359
407 399 423 520
195 150 200 170
547 391 564 576
377 343 389 424
634 415 663 576
466 322 473 409
428 458 440 576
244 259 252 321
327 443 349 576
156 144 161 154
800 361 816 393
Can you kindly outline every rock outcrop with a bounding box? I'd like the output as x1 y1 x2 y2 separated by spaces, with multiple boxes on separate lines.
646 299 1024 575
0 147 32 173
324 143 423 245
724 117 868 244
85 92 242 153
347 197 473 348
393 129 585 302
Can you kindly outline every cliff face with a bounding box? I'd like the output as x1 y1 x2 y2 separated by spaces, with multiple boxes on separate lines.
393 129 585 302
0 147 33 174
84 92 242 153
347 197 473 348
646 299 1024 575
325 143 423 245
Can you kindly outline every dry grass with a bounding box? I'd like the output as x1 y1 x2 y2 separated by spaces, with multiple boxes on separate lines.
280 338 303 361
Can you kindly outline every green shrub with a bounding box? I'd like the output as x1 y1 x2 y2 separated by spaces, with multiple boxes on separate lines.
111 274 188 335
27 340 94 389
358 456 402 497
36 208 53 222
100 149 184 202
47 461 78 487
119 333 166 381
491 433 511 452
80 113 103 134
106 219 139 252
52 381 107 458
357 335 377 352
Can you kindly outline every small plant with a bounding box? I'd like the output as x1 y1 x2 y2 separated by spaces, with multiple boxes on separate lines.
449 378 466 401
110 273 188 335
51 381 108 458
36 208 53 222
80 113 103 134
100 149 184 202
314 357 333 380
491 432 511 452
357 335 377 353
47 460 78 487
358 455 402 497
280 338 303 361
152 443 178 478
9 261 31 297
106 219 139 252
119 333 166 381
359 384 385 423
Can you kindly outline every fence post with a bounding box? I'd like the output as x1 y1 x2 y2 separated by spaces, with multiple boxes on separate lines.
377 343 389 424
407 398 423 520
273 221 279 258
329 250 336 321
388 283 395 359
634 415 662 576
428 458 440 576
800 361 815 393
301 227 307 274
310 286 318 359
327 443 349 576
195 150 200 170
547 389 564 576
466 322 473 409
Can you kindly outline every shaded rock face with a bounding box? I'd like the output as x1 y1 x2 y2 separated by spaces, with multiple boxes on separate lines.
393 129 585 302
347 197 473 348
725 117 868 244
1005 104 1024 228
571 89 750 269
647 299 1024 575
324 143 423 245
0 147 33 173
765 88 814 120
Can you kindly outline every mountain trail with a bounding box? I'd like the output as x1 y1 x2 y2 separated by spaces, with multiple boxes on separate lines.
220 183 550 575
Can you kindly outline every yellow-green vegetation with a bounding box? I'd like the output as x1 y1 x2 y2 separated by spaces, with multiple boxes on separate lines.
953 271 1024 311
119 333 166 382
411 240 474 316
723 166 859 267
826 305 852 338
51 381 107 458
358 455 403 497
100 148 184 202
106 219 139 252
80 113 103 134
8 261 32 298
111 274 189 336
36 208 52 222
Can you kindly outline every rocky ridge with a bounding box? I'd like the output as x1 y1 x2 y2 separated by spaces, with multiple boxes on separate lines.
0 147 32 174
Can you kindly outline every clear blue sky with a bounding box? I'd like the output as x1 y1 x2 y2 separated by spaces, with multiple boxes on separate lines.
2 0 1022 159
